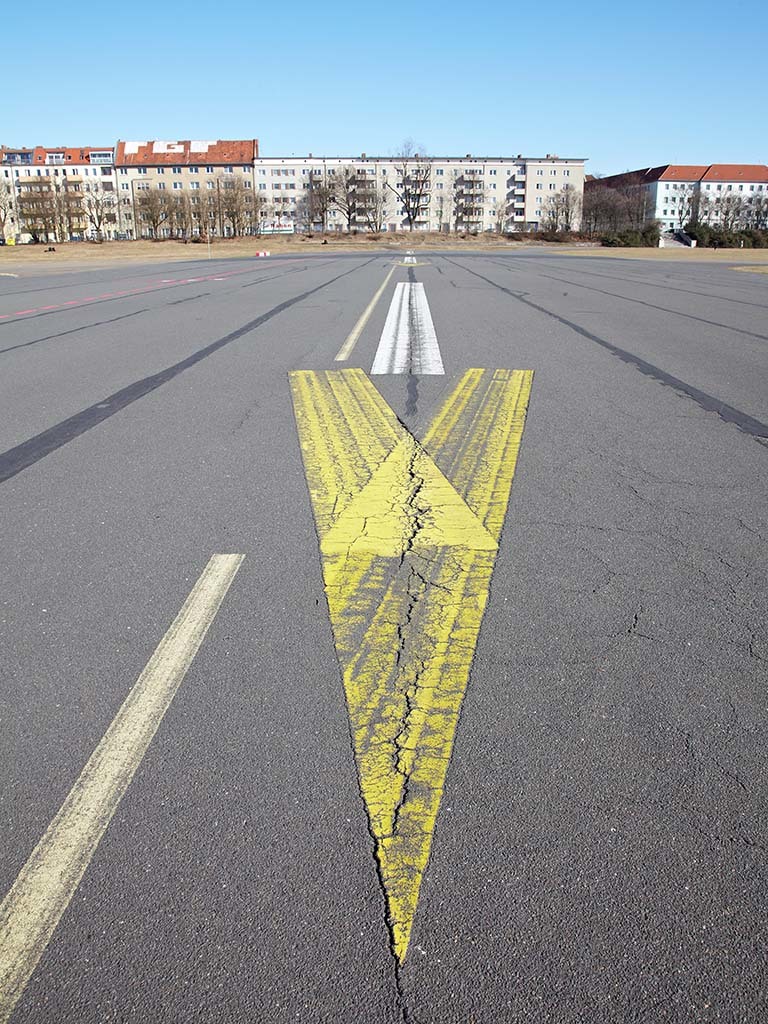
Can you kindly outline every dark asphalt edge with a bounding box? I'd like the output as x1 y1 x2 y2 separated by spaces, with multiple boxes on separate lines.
442 256 768 446
487 256 768 343
0 256 380 485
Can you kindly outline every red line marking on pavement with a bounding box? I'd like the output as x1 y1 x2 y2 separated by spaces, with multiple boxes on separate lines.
1 262 270 321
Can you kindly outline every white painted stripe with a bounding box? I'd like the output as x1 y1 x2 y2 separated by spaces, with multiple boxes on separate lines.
371 282 444 375
410 283 444 375
0 554 244 1023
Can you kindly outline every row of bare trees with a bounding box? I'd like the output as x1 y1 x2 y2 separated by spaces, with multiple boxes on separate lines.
132 177 263 238
0 178 119 242
582 181 768 237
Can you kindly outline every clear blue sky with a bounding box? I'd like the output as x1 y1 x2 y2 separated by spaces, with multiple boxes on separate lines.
5 0 766 175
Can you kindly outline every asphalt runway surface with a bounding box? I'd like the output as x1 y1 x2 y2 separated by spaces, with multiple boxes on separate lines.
1 249 766 1023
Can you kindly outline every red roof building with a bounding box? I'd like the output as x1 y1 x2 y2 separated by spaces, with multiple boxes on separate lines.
585 163 768 232
115 139 258 167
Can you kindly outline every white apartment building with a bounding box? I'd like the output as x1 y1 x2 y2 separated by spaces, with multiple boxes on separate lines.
587 164 768 231
1 144 118 241
1 146 117 241
254 154 586 232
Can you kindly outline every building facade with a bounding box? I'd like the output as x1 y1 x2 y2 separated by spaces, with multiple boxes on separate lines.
1 146 117 242
114 140 259 239
3 140 587 240
586 164 768 232
254 153 585 233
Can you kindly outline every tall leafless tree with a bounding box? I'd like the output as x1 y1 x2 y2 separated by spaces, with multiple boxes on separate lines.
386 141 431 231
0 180 15 240
334 165 361 231
136 187 172 237
357 178 390 233
82 181 117 240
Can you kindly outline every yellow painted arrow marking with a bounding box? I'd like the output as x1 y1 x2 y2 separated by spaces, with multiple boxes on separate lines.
290 368 533 963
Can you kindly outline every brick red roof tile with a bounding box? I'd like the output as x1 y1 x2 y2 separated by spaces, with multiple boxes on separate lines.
701 164 768 182
658 165 709 181
115 139 258 166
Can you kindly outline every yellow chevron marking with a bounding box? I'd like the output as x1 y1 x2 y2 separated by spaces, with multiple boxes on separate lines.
290 368 532 963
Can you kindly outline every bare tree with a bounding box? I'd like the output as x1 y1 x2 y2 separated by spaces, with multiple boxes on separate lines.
386 141 432 231
714 190 744 231
334 165 361 232
218 176 251 236
493 198 510 234
0 180 15 240
582 185 637 236
136 187 172 238
433 188 449 233
302 171 336 231
190 189 217 238
357 178 390 233
16 180 56 242
83 181 117 240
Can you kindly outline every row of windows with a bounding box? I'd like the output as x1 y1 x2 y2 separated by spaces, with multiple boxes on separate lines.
664 181 765 192
119 165 248 175
122 180 252 191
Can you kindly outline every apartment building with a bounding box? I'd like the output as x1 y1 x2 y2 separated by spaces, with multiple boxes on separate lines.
586 164 768 231
255 153 586 232
114 140 259 238
1 146 117 241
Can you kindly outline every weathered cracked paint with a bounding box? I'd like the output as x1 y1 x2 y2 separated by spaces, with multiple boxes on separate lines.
290 368 533 963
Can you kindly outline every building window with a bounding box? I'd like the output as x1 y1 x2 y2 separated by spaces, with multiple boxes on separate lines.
207 182 214 190
157 167 165 174
158 183 166 190
190 181 200 190
536 169 543 176
563 170 570 177
189 166 199 173
549 183 556 190
244 180 252 188
536 183 542 190
206 165 214 173
173 182 182 189
138 168 147 175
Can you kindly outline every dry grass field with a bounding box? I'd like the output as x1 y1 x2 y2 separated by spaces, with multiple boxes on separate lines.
2 234 768 271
